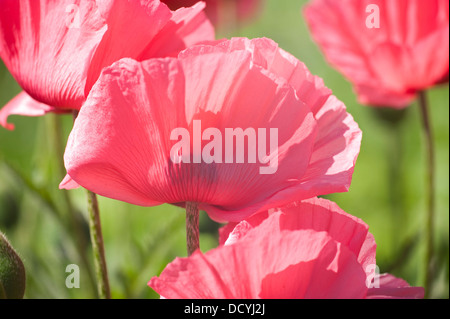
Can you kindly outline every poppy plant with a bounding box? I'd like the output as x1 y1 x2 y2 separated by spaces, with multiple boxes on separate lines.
304 0 448 297
62 37 361 225
0 0 214 129
148 197 424 299
304 0 449 108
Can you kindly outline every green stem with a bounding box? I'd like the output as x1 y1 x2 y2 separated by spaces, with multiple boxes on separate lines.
72 110 110 299
186 202 200 256
86 189 111 299
418 91 435 298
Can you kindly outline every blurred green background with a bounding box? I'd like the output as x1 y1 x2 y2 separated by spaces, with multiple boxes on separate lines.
0 0 448 299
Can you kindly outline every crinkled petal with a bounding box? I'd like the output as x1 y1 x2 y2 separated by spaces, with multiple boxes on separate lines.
296 96 362 197
217 39 362 203
149 228 367 299
220 38 333 113
138 2 215 59
220 197 376 266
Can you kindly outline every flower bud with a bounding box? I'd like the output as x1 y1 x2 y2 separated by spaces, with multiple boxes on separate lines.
0 232 26 299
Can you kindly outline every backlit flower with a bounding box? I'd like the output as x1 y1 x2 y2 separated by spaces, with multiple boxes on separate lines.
149 197 424 299
304 0 449 108
62 37 361 222
0 0 214 129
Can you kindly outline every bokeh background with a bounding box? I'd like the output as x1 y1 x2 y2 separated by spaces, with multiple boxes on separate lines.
0 0 448 299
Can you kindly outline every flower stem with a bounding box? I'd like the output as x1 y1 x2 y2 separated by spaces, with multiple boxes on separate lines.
418 91 435 298
72 110 111 298
86 189 111 299
186 202 200 256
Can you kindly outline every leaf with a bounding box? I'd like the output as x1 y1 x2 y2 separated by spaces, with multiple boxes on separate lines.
0 231 26 299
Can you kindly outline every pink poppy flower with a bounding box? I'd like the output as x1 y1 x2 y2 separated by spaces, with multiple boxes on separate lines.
62 37 361 222
149 197 424 299
0 0 214 129
304 0 449 108
161 0 263 26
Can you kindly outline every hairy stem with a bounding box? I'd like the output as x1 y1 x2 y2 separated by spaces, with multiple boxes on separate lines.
186 202 200 256
72 110 110 298
86 189 111 299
